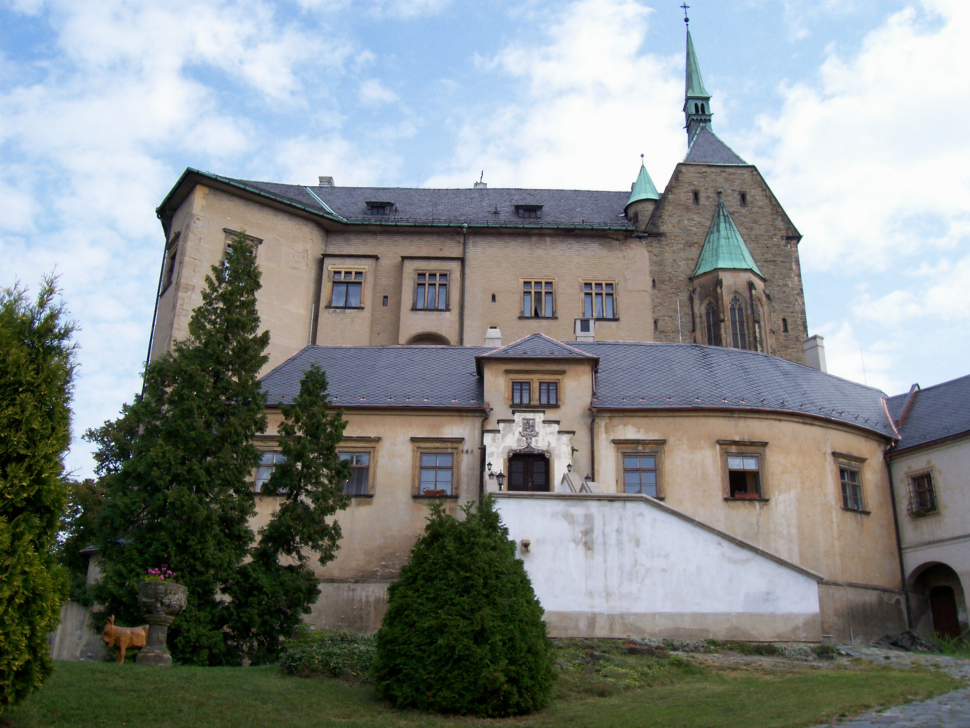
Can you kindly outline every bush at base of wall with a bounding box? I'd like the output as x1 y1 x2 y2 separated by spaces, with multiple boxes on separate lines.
279 630 375 679
371 497 555 718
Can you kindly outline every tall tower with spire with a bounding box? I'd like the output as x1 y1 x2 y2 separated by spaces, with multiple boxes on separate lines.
684 18 712 142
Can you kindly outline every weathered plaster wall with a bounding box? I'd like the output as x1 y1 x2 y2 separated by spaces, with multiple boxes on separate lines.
494 493 822 641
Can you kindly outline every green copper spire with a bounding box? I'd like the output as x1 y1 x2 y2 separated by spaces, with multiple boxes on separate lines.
691 196 763 278
684 29 713 142
686 30 709 98
626 156 660 208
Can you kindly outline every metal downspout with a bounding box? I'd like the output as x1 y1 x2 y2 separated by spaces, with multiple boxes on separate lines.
885 446 912 629
460 223 468 345
479 407 492 503
589 409 597 481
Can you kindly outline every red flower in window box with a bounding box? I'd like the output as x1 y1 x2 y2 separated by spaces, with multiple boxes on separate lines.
423 489 448 497
732 492 760 499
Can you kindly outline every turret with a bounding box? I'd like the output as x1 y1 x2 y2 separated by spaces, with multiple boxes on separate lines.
624 155 660 230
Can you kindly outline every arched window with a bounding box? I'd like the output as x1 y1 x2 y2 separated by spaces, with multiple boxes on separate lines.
705 302 721 347
701 103 706 114
730 297 747 350
694 103 699 114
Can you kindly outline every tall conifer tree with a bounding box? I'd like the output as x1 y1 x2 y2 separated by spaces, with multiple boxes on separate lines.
0 278 75 710
89 233 270 666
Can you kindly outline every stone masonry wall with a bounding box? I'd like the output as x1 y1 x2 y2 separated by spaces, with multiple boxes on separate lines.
645 164 808 364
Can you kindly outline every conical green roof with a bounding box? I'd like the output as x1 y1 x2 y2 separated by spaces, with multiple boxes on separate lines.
626 161 659 208
691 200 763 278
686 30 709 99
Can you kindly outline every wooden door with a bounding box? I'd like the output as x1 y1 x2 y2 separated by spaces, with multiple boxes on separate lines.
508 454 550 492
930 586 960 639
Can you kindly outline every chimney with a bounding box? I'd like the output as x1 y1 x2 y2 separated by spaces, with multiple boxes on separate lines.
318 176 334 187
485 327 502 347
802 335 827 373
474 181 487 189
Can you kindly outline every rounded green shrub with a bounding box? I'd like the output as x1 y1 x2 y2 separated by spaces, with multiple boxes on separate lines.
372 497 555 717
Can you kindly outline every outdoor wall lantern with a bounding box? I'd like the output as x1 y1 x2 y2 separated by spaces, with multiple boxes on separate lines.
496 471 506 490
584 473 592 486
567 463 572 473
487 462 493 477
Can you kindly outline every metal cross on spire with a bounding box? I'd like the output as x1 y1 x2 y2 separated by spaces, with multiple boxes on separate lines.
681 2 690 26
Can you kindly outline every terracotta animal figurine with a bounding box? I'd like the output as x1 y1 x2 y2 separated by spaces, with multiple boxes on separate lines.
102 615 149 664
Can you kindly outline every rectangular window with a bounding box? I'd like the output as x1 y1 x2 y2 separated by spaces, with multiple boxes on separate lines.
840 466 864 511
415 272 448 310
515 204 542 219
419 453 453 496
727 454 762 498
623 454 658 497
161 233 180 292
583 282 615 319
523 280 555 318
907 472 938 516
539 381 558 406
512 381 531 406
339 452 371 496
255 451 285 494
330 269 364 308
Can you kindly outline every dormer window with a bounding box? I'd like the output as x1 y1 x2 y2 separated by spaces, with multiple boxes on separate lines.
366 201 393 216
515 204 542 220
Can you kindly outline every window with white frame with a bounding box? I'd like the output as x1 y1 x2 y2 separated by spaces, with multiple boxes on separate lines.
726 453 762 498
339 452 371 496
840 466 864 511
255 451 285 494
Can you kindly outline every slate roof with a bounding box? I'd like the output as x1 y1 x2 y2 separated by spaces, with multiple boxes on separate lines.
478 333 597 362
692 200 764 278
262 346 488 408
166 169 635 230
684 126 748 165
261 340 895 438
887 374 970 453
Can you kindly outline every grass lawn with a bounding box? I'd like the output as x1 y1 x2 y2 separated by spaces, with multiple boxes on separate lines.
2 647 961 728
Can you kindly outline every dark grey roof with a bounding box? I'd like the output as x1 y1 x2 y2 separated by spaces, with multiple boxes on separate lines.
261 345 488 408
887 374 970 452
225 175 634 230
478 333 597 361
262 340 895 438
684 126 748 165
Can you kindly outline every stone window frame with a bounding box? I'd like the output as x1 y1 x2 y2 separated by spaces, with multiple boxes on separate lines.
252 438 286 495
612 439 666 499
338 437 381 499
411 437 463 499
582 280 619 320
222 228 262 274
729 295 748 350
718 440 769 501
504 370 564 409
833 451 869 514
327 266 366 309
907 469 939 518
521 279 556 319
413 271 450 311
160 231 181 295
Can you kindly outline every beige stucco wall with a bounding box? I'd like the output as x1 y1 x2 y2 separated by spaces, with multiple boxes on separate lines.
889 436 970 636
151 186 328 375
595 410 900 591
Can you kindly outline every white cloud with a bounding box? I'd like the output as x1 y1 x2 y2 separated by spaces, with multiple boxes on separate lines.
748 1 970 273
425 0 684 190
359 78 398 107
816 321 903 394
853 254 970 324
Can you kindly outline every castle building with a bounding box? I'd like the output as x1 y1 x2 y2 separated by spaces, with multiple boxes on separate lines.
146 29 913 643
152 29 810 372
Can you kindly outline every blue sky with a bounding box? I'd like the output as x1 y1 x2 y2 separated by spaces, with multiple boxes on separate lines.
2 0 968 478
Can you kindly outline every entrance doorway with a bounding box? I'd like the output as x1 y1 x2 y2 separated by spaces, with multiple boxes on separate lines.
930 586 960 639
508 454 550 492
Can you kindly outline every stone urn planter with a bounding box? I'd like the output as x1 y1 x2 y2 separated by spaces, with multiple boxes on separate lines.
135 581 188 667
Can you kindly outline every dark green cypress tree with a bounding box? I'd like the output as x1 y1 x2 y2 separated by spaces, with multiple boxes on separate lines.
372 496 556 717
224 364 351 664
0 278 75 710
89 233 270 666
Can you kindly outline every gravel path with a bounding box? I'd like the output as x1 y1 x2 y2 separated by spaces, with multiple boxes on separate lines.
810 647 970 727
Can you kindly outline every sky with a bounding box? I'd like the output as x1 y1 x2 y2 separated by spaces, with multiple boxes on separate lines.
2 0 968 478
